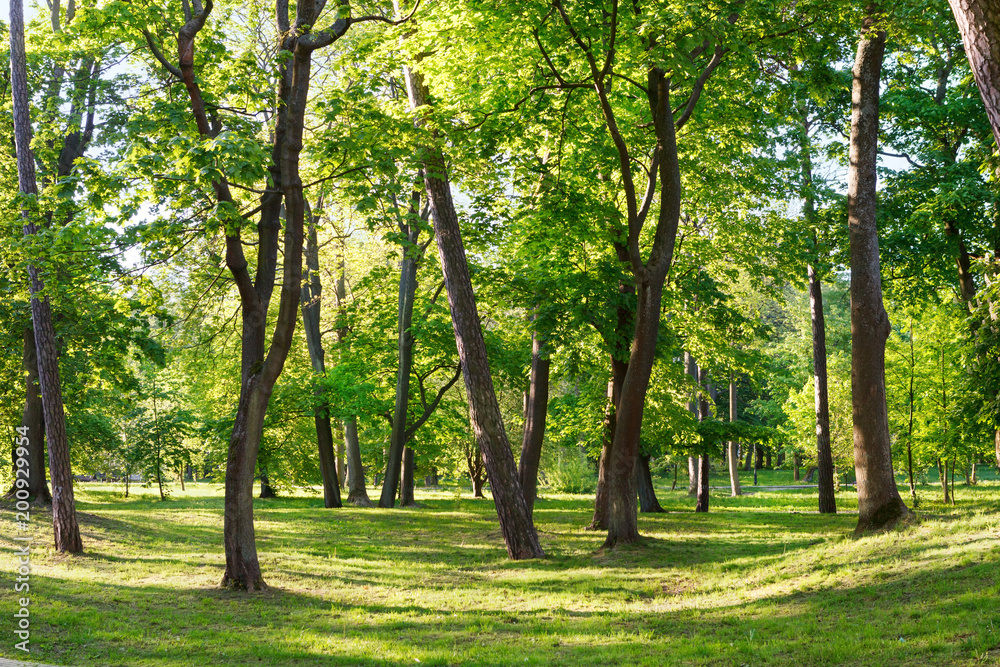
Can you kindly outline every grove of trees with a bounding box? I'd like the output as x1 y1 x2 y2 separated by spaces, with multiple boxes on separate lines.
5 0 1000 589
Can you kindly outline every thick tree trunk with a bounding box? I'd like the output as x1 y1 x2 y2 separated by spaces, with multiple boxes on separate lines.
809 265 837 514
765 448 772 469
636 454 664 512
380 224 421 508
695 368 711 513
754 445 764 471
10 0 80 553
518 330 550 518
301 212 342 509
728 377 741 497
343 417 370 505
403 68 542 560
259 468 276 499
847 10 910 534
948 0 1000 149
425 467 438 487
6 327 50 503
605 280 666 545
399 447 416 506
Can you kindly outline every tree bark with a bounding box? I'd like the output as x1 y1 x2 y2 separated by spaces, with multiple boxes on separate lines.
636 454 664 512
6 327 50 503
948 0 1000 149
380 222 422 508
343 416 370 505
727 375 741 497
685 352 699 495
10 0 81 552
402 65 542 559
810 265 837 514
847 8 911 534
518 330 550 518
399 446 416 506
300 208 342 508
695 367 711 513
995 430 1000 470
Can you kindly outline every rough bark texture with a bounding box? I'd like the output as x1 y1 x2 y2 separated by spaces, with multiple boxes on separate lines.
402 66 543 559
589 307 630 531
6 327 50 503
727 376 741 497
301 212 342 509
847 10 911 534
809 265 837 514
518 330 550 518
10 0 81 553
948 0 1000 149
636 454 664 512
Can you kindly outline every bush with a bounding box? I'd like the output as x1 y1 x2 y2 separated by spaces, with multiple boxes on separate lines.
542 449 597 494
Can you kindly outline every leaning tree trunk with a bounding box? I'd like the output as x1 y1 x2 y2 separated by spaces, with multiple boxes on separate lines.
518 330 550 518
809 265 837 514
10 0 80 552
847 7 910 534
301 210 342 508
695 367 711 513
636 454 664 512
727 374 741 497
948 0 1000 149
6 327 50 503
380 224 421 508
403 65 542 559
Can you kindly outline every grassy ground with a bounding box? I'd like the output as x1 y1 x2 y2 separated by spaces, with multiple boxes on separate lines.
1 470 999 666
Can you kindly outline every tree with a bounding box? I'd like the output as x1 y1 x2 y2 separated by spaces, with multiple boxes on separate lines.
397 48 543 557
847 6 911 534
948 0 1000 149
10 0 82 553
300 202 342 509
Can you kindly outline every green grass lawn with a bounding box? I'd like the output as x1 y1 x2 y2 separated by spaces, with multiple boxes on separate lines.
2 473 999 666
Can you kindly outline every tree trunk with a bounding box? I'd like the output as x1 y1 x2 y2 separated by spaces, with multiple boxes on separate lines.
399 447 416 506
605 280 668 546
467 444 486 498
5 327 50 504
402 65 542 559
765 448 772 469
728 377 740 498
636 454 664 512
948 0 1000 149
754 445 764 471
10 0 81 553
996 429 1000 470
518 330 550 518
809 265 837 514
259 468 276 499
343 416 370 505
380 223 421 508
301 209 342 509
793 453 800 481
744 446 753 471
848 8 910 534
906 319 918 507
671 462 678 491
424 467 438 487
695 367 711 513
685 352 699 495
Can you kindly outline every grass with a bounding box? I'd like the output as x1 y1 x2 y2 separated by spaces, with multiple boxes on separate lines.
1 470 999 666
